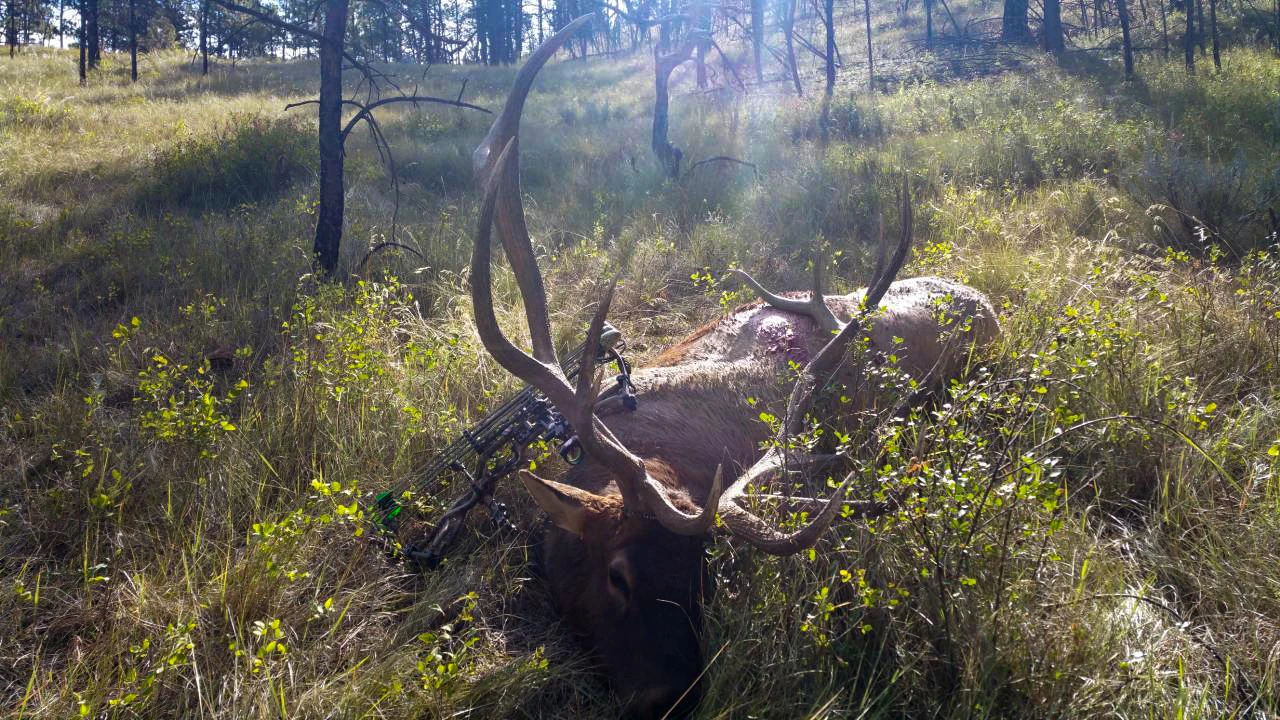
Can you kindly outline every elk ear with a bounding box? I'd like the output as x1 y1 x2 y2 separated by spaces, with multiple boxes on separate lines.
518 470 609 537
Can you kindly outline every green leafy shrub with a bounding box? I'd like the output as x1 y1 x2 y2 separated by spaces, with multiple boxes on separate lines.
0 92 72 129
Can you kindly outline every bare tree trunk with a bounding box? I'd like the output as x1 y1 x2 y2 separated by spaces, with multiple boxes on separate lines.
1044 0 1064 53
784 0 800 94
129 0 137 81
1195 0 1205 54
653 41 694 177
820 0 833 144
751 0 763 82
85 0 98 66
1002 0 1030 42
1161 0 1168 57
78 0 85 83
313 0 350 275
694 0 709 88
1184 0 1195 72
864 0 873 92
58 0 63 47
1208 0 1219 69
200 0 209 74
6 0 16 58
1118 0 1134 77
925 0 933 47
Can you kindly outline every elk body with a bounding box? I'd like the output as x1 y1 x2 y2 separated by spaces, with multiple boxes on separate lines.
470 18 999 719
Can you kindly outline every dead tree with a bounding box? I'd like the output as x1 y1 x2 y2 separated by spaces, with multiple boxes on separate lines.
216 0 487 275
653 38 697 177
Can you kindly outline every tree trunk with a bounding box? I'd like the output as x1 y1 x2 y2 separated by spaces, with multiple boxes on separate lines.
129 0 137 81
820 0 834 144
200 0 209 74
86 0 98 67
864 0 873 92
78 0 85 83
751 0 763 82
58 0 63 48
784 0 800 95
1161 0 1168 57
925 0 933 47
1209 0 1219 69
313 0 350 275
1184 0 1195 72
1195 0 1205 54
1118 0 1134 77
1044 0 1064 53
652 41 694 177
824 0 834 93
1002 0 1030 42
6 0 16 58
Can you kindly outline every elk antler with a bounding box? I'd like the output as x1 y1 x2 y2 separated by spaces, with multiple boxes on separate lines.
730 244 841 334
471 19 723 536
716 178 915 554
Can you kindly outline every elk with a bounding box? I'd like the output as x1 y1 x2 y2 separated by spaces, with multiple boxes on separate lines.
470 18 1000 719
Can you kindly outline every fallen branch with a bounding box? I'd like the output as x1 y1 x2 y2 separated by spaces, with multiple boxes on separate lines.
356 241 425 274
683 155 758 182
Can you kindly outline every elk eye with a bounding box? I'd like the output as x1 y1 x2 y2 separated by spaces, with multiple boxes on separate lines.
607 563 631 600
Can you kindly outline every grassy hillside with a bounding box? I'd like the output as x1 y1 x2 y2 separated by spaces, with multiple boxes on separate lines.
2 24 1280 719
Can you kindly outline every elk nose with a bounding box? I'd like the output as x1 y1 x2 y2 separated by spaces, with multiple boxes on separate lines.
623 686 697 720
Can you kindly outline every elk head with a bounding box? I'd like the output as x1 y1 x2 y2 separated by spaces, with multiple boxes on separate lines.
471 19 910 718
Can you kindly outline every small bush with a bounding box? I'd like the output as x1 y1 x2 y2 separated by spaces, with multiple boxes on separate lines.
1127 141 1280 255
0 93 72 129
146 113 313 210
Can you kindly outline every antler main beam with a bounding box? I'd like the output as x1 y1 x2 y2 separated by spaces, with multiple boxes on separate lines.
470 15 725 536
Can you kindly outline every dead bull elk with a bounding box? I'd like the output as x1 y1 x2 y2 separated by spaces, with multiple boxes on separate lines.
470 17 1000 719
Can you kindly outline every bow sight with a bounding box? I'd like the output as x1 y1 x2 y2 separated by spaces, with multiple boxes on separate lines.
371 323 635 567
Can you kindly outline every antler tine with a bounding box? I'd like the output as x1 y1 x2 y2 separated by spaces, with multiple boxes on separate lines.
730 246 841 335
718 183 915 554
474 14 592 366
865 175 913 305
